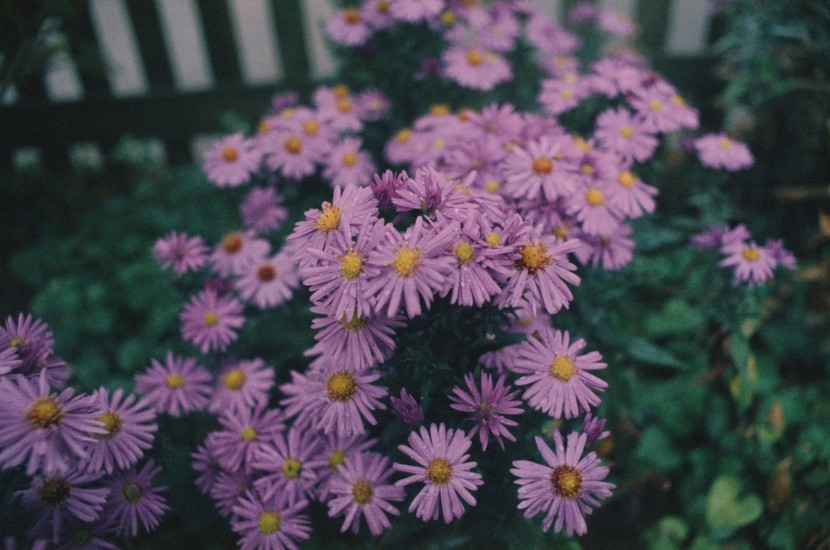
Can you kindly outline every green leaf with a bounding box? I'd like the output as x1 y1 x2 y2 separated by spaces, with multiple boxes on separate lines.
705 475 763 537
628 338 685 369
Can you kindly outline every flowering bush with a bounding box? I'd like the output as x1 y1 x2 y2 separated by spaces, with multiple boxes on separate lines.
3 1 828 549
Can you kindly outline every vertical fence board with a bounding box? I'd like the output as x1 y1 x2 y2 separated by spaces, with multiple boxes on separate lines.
155 0 213 91
89 0 147 96
125 0 176 90
665 0 710 55
297 0 334 82
228 0 283 84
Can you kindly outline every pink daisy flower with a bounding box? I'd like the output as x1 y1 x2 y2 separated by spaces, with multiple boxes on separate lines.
393 422 483 523
538 73 592 115
180 289 245 354
308 306 404 371
209 358 275 414
236 250 299 309
604 167 657 218
356 89 391 121
392 167 476 222
442 45 512 91
240 187 288 233
315 86 363 133
719 240 776 286
328 451 405 535
323 138 376 188
134 352 212 416
101 460 169 537
628 82 698 134
371 169 408 212
496 234 582 315
210 470 257 518
192 432 223 495
84 387 157 474
202 133 261 188
439 215 503 307
593 107 659 164
0 370 104 475
263 130 320 180
567 180 624 237
511 326 608 419
209 230 270 278
231 490 311 550
364 216 459 318
511 431 614 536
501 136 580 201
0 312 54 374
153 232 209 275
307 432 377 501
694 133 754 171
589 57 645 98
210 404 285 473
253 425 323 504
449 372 523 451
327 7 372 46
574 223 636 271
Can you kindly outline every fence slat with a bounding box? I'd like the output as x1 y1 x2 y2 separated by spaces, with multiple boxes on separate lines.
228 0 283 84
89 0 148 96
194 0 242 85
665 0 710 55
294 0 332 82
125 0 176 90
155 0 213 91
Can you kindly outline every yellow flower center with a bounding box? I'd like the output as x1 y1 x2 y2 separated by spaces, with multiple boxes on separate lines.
221 232 243 254
314 203 341 232
441 10 456 25
257 119 270 134
429 104 450 116
718 138 733 150
466 49 483 66
519 243 552 273
25 397 65 429
351 479 374 505
585 187 605 207
203 312 219 327
257 265 276 282
283 136 302 154
10 335 25 348
742 247 761 262
485 232 501 247
282 458 302 479
484 180 501 193
329 449 347 470
553 224 570 240
326 371 358 402
620 126 634 139
671 94 685 106
279 107 295 119
532 157 554 175
165 373 186 389
426 457 453 485
376 0 389 12
337 315 368 332
258 511 281 534
549 356 576 381
392 247 422 277
336 98 352 114
221 147 238 162
94 411 122 440
617 170 636 188
454 241 474 265
222 368 246 390
573 137 592 153
560 89 573 99
343 8 361 24
649 99 663 111
340 249 364 279
302 120 319 136
395 128 412 143
432 138 446 150
122 481 143 503
580 163 593 174
240 426 258 441
333 85 350 99
550 465 583 498
342 152 358 167
37 476 71 506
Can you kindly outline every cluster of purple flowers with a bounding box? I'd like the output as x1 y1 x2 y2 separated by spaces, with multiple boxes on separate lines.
0 314 168 547
691 223 795 286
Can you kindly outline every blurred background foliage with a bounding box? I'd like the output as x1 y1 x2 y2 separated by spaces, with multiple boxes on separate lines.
1 0 829 548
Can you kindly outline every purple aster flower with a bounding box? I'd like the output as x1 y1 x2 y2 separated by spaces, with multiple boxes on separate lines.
209 230 270 278
594 107 658 164
0 370 104 475
101 460 169 537
501 136 580 201
690 223 749 250
241 187 288 233
364 216 459 318
371 170 408 212
84 387 157 474
604 167 657 218
19 468 109 544
236 250 299 309
180 289 245 354
511 431 614 536
192 432 224 495
356 89 390 121
327 7 372 46
231 489 311 550
439 214 503 307
388 0 443 22
598 9 635 37
581 413 611 444
308 306 404 371
328 452 404 535
719 240 776 286
134 352 212 416
496 234 582 315
153 231 209 275
589 57 645 98
694 133 754 171
253 425 323 504
263 130 321 180
279 363 387 437
0 345 21 376
211 404 285 473
209 358 275 414
33 517 119 550
323 138 376 188
765 238 796 270
567 181 624 237
301 219 389 320
393 422 483 523
0 313 54 374
390 388 424 425
628 82 697 134
392 167 476 222
202 132 261 188
449 372 523 451
210 470 257 518
307 432 377 500
538 73 592 116
314 85 363 133
442 45 512 91
511 327 608 419
574 223 636 271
